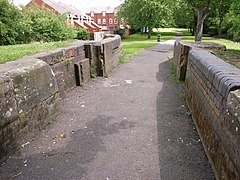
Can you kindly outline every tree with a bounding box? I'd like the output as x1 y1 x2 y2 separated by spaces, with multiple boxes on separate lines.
23 5 76 42
172 0 195 32
0 0 23 45
217 0 231 36
223 0 240 41
187 0 219 42
117 0 173 38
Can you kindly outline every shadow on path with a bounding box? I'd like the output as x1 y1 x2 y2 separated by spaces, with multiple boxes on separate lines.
0 116 136 179
156 59 215 179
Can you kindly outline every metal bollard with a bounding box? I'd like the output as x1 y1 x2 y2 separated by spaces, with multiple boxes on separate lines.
157 34 161 42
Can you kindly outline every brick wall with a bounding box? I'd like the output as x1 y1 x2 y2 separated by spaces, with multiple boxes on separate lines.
174 42 240 179
0 35 121 162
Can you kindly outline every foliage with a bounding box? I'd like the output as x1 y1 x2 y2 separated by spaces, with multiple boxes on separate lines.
116 27 125 37
76 28 90 40
171 0 194 29
23 5 76 42
0 0 23 45
222 0 240 42
186 0 219 41
0 1 76 45
0 40 73 64
117 0 174 38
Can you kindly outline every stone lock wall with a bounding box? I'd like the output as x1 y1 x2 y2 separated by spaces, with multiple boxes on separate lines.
0 59 60 161
84 35 121 77
0 35 121 162
102 35 121 76
174 42 240 179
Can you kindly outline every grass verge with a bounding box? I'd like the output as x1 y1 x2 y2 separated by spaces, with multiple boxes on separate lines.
181 33 240 67
0 40 75 64
120 28 179 64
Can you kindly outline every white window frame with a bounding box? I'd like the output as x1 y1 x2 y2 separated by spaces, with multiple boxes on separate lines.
109 18 113 24
102 18 106 24
90 11 94 17
98 19 101 24
114 19 118 24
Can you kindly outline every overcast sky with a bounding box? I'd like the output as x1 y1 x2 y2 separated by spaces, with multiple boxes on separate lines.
13 0 123 12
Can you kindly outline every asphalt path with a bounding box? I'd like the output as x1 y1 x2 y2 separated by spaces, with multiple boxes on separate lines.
0 41 215 180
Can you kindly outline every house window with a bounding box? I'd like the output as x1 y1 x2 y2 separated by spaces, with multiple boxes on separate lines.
114 19 118 24
102 11 106 17
103 18 106 24
98 19 101 24
109 18 113 24
90 11 94 17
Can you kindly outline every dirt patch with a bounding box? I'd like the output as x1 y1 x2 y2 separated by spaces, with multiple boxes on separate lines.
215 51 240 69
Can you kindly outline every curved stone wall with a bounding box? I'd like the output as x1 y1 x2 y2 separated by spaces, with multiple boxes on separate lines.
0 35 121 162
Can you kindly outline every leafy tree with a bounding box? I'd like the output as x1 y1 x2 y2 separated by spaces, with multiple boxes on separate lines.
0 0 23 45
186 0 219 42
217 0 232 36
117 0 173 38
23 4 76 42
223 0 240 41
171 0 195 32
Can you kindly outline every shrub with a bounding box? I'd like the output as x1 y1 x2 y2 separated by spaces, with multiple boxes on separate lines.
75 28 90 40
0 0 23 45
117 27 125 37
23 4 76 42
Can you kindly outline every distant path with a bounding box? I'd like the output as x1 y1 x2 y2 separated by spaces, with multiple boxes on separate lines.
0 38 215 179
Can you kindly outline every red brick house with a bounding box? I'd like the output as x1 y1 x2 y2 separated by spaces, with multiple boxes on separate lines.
25 0 102 32
86 7 123 33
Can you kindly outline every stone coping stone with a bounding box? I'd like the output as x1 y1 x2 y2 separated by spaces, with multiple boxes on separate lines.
183 41 226 51
189 49 240 100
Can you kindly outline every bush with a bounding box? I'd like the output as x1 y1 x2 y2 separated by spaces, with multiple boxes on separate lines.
23 5 76 42
117 27 125 37
0 0 23 45
222 1 240 42
75 28 90 40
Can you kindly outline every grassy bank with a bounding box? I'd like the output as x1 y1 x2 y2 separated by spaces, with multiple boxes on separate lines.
182 35 240 52
120 28 179 63
0 40 75 64
181 30 240 68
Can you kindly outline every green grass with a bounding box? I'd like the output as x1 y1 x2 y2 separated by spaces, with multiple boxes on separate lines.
180 30 240 67
120 28 179 63
0 40 75 64
181 33 240 52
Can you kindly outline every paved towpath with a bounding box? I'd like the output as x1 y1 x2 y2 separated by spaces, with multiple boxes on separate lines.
0 40 215 179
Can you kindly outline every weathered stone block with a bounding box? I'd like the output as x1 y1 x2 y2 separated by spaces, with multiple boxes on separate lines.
0 80 18 128
7 59 58 113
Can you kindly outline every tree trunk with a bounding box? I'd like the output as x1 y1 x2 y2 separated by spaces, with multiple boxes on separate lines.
195 7 207 42
218 16 223 36
147 27 152 39
141 27 144 35
218 0 224 37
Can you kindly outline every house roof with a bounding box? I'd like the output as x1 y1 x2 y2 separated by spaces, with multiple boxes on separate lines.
42 0 86 16
87 6 116 13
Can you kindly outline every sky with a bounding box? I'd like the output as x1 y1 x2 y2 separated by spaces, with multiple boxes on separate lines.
13 0 123 12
